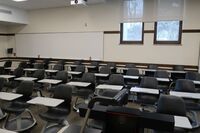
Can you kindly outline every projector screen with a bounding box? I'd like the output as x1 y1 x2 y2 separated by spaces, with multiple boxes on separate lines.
16 32 103 60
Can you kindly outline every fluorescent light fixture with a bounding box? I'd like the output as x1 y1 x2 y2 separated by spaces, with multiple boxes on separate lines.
71 0 86 5
12 0 27 2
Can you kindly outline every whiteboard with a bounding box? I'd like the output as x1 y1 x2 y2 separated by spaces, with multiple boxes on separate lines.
15 32 103 60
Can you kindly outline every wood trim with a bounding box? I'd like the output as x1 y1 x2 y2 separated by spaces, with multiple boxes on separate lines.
0 33 15 36
183 29 200 33
144 30 154 33
104 31 120 34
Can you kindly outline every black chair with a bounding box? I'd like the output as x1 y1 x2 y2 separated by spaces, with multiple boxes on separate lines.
56 60 65 65
71 60 82 71
185 72 200 92
124 68 140 87
123 63 136 74
39 84 72 133
154 70 171 91
154 94 187 133
173 65 184 71
148 64 158 69
146 64 158 77
32 69 45 96
87 61 99 73
47 64 64 78
34 63 44 69
4 61 12 68
2 81 36 132
18 61 27 68
97 66 111 84
171 65 185 81
0 67 4 74
107 63 116 74
43 59 50 69
4 67 24 89
74 73 96 110
0 78 7 120
71 65 85 81
136 77 159 110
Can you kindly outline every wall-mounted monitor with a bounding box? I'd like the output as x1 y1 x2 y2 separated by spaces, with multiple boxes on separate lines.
7 48 13 54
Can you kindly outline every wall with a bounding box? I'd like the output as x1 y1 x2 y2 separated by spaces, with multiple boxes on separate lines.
0 24 9 57
8 0 200 65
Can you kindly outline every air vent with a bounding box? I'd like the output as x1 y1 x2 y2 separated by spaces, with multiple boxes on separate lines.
0 9 12 14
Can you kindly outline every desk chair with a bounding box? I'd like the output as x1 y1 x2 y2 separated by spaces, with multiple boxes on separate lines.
107 62 116 74
39 84 72 133
71 65 85 81
18 61 27 68
146 64 158 77
87 61 99 73
71 60 82 71
0 78 7 120
47 64 64 78
185 72 200 92
32 69 45 96
136 77 159 111
4 61 12 68
2 81 36 132
34 63 44 69
56 60 65 65
96 66 111 85
4 67 24 90
74 73 96 111
98 74 124 98
154 70 171 92
171 65 185 82
43 59 50 69
0 67 4 74
125 68 140 88
123 63 136 74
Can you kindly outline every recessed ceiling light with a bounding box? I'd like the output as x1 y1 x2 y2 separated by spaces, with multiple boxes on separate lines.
12 0 27 2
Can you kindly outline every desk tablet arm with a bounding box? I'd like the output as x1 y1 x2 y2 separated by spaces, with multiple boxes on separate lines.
187 111 200 129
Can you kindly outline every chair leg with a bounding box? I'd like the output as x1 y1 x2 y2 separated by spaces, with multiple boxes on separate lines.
73 97 79 111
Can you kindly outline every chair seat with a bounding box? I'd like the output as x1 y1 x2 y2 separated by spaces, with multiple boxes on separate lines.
3 102 28 114
39 108 70 123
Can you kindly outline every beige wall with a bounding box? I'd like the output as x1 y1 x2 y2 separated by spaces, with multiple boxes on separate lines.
0 25 9 57
8 0 200 65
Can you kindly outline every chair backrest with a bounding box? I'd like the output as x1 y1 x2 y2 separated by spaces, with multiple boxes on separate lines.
0 67 4 74
91 61 99 67
13 67 24 78
33 69 45 80
18 61 27 68
16 81 34 98
53 84 72 109
173 65 184 71
75 65 85 72
174 79 196 92
107 62 116 68
125 63 136 68
99 66 111 74
108 74 124 86
154 70 169 78
126 68 139 76
157 94 186 116
4 61 12 67
34 63 44 69
55 71 68 83
185 71 198 80
73 60 82 65
0 78 5 91
140 77 158 89
57 60 65 65
148 64 158 69
53 64 64 71
81 73 95 84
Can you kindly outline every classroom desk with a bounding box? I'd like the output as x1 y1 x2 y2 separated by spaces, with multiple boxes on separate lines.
0 75 15 79
67 71 82 75
175 116 192 129
23 68 38 71
168 70 186 74
48 63 56 69
130 87 159 95
15 77 38 81
96 84 123 91
67 81 91 87
156 78 170 82
4 67 16 71
123 75 139 80
193 80 200 85
38 79 62 84
85 65 97 69
0 129 17 133
0 92 22 101
94 73 109 77
45 69 58 73
27 97 64 107
170 91 200 100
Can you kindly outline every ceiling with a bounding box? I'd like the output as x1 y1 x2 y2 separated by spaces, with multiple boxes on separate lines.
0 0 106 10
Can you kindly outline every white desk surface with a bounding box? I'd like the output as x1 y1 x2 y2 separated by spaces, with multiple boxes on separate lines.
86 65 97 68
174 116 192 129
15 77 38 81
0 92 22 101
0 75 15 79
170 91 200 99
24 68 38 71
0 129 17 133
4 67 16 70
193 80 200 85
156 78 170 82
123 75 139 79
45 69 58 73
130 87 159 95
38 79 62 84
27 97 64 107
67 71 82 75
96 84 123 91
168 70 186 74
95 73 109 77
67 81 91 87
65 64 77 67
142 69 157 72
